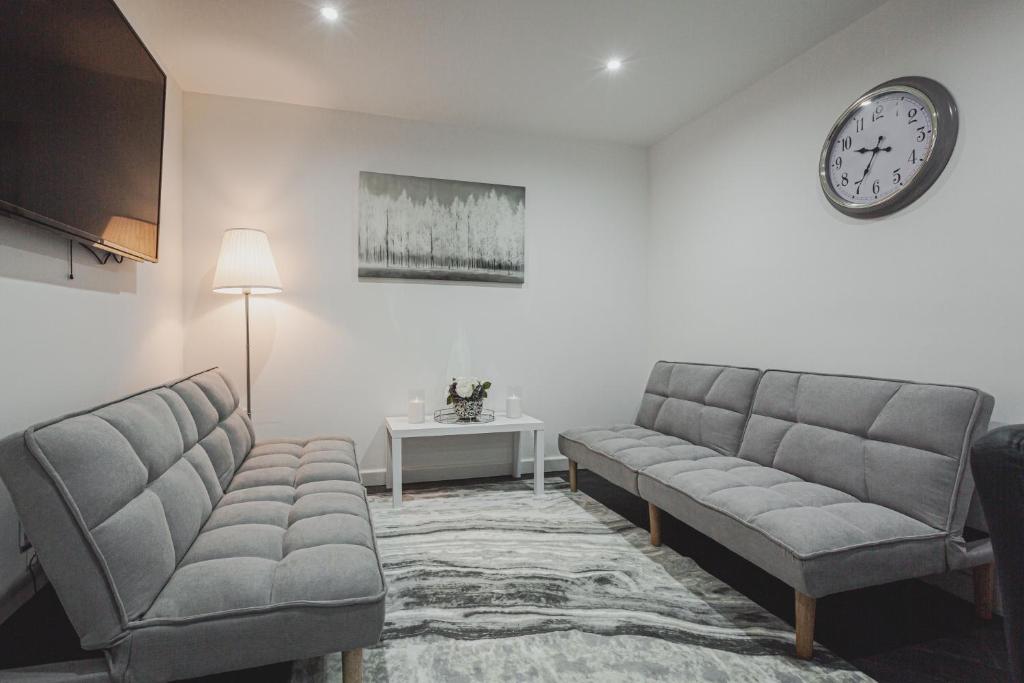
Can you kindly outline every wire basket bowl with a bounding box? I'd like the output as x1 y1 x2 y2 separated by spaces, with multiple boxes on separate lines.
433 407 496 424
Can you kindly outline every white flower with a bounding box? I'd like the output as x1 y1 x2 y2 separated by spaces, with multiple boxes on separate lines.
455 378 477 399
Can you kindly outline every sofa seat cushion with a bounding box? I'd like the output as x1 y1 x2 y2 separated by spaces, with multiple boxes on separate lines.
123 436 386 681
145 437 380 620
559 425 719 494
227 437 361 492
638 457 947 597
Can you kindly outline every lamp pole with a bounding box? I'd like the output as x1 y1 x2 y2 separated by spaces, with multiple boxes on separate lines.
244 290 252 418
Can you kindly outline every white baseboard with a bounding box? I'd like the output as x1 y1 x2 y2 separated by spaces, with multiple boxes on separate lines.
361 454 568 487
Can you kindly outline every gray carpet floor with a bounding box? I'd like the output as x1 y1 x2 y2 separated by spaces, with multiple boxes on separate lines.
291 479 873 682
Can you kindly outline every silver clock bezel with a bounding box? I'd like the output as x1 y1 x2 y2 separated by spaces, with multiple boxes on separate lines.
819 77 958 219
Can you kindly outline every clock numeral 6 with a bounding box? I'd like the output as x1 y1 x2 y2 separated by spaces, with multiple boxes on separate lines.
872 179 881 195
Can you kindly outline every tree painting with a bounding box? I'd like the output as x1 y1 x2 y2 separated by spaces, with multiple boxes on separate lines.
358 172 525 283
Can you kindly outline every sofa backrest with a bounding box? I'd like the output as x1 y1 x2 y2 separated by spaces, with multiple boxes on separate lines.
636 361 761 457
0 369 252 650
738 370 993 538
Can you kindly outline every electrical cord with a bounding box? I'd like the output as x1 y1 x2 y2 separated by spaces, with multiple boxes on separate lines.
26 552 41 595
18 521 42 596
17 520 31 553
80 243 124 265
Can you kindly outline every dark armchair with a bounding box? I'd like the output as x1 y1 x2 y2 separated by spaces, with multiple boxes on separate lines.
971 425 1024 683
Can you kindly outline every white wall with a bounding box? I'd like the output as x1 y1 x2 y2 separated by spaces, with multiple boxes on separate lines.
648 0 1024 424
182 93 650 484
0 78 185 616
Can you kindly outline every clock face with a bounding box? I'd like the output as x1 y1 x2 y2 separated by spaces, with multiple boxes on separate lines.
825 89 934 207
819 77 958 218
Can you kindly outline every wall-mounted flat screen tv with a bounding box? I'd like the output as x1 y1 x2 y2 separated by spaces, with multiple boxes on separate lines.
0 0 166 262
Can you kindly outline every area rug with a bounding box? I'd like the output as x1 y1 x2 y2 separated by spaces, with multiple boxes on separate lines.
292 479 873 682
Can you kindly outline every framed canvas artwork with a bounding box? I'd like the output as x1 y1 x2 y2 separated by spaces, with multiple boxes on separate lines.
358 171 525 283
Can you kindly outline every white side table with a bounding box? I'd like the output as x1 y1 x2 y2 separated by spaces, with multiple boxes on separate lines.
384 413 545 508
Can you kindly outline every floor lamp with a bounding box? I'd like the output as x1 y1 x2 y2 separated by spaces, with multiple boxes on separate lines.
212 228 283 418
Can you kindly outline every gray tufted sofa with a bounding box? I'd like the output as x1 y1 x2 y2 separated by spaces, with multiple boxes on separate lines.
560 361 994 659
0 369 384 682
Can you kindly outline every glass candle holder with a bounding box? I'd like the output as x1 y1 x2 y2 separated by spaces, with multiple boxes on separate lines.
408 389 426 424
506 385 523 419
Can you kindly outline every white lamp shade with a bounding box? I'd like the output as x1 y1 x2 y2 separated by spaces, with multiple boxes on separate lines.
212 229 283 294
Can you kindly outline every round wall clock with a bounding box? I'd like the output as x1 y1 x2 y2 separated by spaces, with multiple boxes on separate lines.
819 76 958 218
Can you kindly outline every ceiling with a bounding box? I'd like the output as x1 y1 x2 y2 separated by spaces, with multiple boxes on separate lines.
120 0 886 146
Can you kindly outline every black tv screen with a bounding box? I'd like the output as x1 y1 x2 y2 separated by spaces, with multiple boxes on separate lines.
0 0 166 262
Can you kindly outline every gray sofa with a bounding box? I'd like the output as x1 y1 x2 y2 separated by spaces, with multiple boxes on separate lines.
560 361 994 659
0 369 384 682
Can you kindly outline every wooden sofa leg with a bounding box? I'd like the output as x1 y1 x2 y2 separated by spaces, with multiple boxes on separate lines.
794 592 816 660
342 648 363 683
974 562 994 620
569 461 578 492
648 503 662 547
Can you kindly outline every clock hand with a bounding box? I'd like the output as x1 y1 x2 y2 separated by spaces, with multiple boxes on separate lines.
855 136 885 191
851 141 884 192
854 136 889 154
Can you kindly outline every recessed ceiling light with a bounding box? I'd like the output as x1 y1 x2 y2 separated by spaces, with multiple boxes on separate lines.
320 6 340 21
605 58 623 72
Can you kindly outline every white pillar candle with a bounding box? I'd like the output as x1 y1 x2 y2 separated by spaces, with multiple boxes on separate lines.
506 395 522 419
408 398 425 424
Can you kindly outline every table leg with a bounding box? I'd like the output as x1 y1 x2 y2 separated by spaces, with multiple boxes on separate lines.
512 431 523 478
385 431 392 490
534 429 544 497
392 437 403 508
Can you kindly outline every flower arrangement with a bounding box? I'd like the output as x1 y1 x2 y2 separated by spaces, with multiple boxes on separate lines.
447 376 491 403
447 376 491 420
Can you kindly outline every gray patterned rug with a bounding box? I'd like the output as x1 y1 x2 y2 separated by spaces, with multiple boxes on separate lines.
292 479 873 682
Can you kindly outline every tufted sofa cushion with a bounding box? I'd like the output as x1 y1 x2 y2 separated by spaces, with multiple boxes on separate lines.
637 455 946 597
115 436 386 681
737 370 993 568
0 369 386 682
637 361 762 455
0 370 254 648
558 362 761 494
144 437 376 619
559 425 719 494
